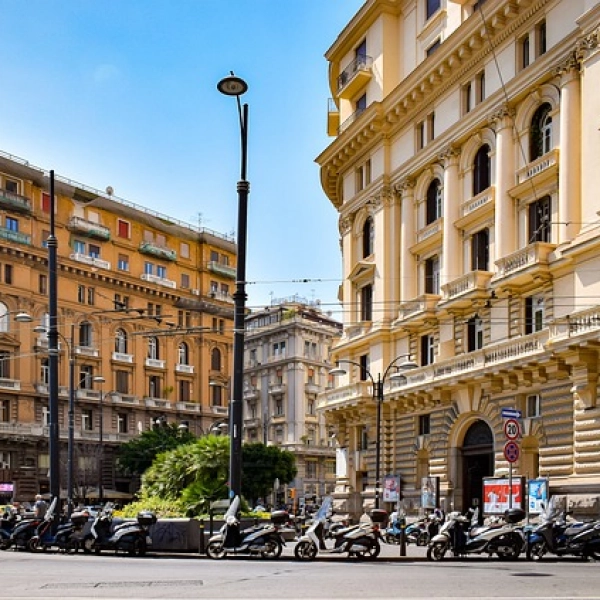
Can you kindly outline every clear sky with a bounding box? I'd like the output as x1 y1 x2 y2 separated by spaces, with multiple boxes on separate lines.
0 0 364 319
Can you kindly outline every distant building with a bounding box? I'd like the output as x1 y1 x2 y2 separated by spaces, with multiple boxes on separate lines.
317 0 600 517
243 297 342 506
0 150 235 501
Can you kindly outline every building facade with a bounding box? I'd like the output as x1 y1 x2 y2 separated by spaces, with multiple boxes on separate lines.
243 297 342 506
0 150 236 502
317 0 600 517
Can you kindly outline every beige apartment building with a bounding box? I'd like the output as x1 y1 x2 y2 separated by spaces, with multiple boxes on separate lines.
317 0 600 517
0 151 235 501
243 298 342 506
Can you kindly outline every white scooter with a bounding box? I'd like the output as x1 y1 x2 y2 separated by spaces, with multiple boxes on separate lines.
206 496 288 559
294 496 386 561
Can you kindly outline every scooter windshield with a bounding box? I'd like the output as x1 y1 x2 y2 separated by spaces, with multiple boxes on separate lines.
315 497 333 522
540 497 561 523
224 497 238 521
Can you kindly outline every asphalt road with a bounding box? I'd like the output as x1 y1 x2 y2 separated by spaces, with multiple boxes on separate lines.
2 542 600 600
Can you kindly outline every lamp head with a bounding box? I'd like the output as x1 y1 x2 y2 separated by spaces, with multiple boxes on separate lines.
329 365 347 377
15 312 33 323
217 75 248 97
93 376 106 384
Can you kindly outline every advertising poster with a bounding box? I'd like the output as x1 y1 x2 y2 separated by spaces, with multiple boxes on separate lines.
483 477 524 514
421 476 439 510
528 478 549 514
383 475 400 503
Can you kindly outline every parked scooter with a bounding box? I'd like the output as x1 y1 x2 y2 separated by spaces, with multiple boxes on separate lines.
0 509 20 549
206 496 288 559
82 502 155 556
427 507 526 561
527 497 598 560
294 496 386 561
30 500 90 553
6 511 45 551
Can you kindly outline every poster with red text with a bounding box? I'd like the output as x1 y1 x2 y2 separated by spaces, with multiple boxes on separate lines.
482 477 524 514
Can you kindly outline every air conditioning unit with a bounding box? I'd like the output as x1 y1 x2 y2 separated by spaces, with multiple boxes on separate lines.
191 289 200 296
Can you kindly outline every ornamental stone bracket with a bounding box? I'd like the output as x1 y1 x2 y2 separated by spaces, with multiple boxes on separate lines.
565 347 599 409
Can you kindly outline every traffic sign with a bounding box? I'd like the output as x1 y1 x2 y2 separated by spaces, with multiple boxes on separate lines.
501 408 522 419
504 441 520 463
504 418 520 441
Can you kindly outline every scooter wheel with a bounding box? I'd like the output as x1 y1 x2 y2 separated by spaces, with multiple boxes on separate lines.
427 542 447 561
417 533 429 547
261 539 283 559
526 540 547 561
65 539 79 554
497 539 521 560
27 537 40 552
294 540 317 561
82 536 95 554
206 540 227 560
354 537 381 561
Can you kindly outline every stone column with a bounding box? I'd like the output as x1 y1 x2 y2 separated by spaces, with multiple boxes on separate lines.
397 179 416 302
557 57 582 243
491 106 516 259
441 147 461 287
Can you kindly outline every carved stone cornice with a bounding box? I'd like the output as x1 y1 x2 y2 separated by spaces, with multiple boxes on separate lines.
555 50 581 79
339 214 354 236
367 185 394 211
393 178 415 196
576 27 600 63
488 104 516 129
439 145 461 166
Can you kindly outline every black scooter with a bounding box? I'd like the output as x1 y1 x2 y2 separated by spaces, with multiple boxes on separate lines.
527 497 598 560
30 499 90 553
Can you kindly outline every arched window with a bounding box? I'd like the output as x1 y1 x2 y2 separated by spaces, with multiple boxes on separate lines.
211 348 222 371
530 103 552 161
0 302 8 333
426 179 442 225
362 217 374 258
473 144 491 196
114 329 128 354
178 342 189 365
148 337 159 360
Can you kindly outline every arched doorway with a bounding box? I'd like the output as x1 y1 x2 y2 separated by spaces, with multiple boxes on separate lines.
462 420 494 513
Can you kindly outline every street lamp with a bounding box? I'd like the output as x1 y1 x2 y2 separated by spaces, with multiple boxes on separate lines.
217 72 249 500
36 323 76 517
329 354 417 510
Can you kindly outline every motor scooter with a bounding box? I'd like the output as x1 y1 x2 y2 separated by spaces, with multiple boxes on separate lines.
527 497 599 560
206 496 288 559
6 511 44 551
82 502 155 556
294 496 386 561
427 507 526 561
30 499 90 553
0 509 20 549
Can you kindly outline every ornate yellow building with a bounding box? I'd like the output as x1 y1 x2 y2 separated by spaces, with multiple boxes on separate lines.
0 151 235 501
317 0 600 517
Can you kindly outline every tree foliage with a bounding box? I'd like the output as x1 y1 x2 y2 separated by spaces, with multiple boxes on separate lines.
115 423 195 477
241 443 297 505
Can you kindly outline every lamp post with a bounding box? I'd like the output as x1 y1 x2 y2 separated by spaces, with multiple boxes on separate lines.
217 72 249 500
93 375 106 505
329 354 417 510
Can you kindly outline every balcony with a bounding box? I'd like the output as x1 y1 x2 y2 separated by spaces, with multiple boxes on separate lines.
457 188 495 228
327 98 340 137
112 394 139 405
175 363 194 374
0 227 31 246
144 397 172 408
139 241 177 261
175 402 201 413
337 54 373 99
140 273 177 289
339 107 366 134
76 389 101 400
0 378 20 391
211 405 228 415
268 382 286 396
517 150 559 186
75 345 99 358
493 242 556 288
207 261 236 279
69 253 111 270
440 270 493 309
0 188 31 213
243 386 259 400
412 219 443 255
395 294 441 329
145 357 165 369
67 216 111 240
305 382 321 395
112 352 134 363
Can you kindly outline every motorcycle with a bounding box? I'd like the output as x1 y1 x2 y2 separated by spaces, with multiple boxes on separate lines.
6 511 45 551
294 496 386 561
206 496 288 559
82 502 156 556
427 507 526 561
527 497 599 560
0 509 20 549
30 499 90 553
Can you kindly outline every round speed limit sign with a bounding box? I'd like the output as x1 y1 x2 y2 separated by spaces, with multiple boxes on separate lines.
504 418 520 441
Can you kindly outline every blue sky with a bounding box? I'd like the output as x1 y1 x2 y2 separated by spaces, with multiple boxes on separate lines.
0 0 364 318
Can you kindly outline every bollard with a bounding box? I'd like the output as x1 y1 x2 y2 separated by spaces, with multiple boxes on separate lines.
399 515 407 557
199 519 205 555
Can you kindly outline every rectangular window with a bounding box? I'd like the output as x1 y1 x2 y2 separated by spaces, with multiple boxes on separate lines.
4 264 12 285
356 165 364 192
88 244 100 258
82 409 93 431
117 254 129 271
425 256 440 294
471 228 489 271
210 250 219 263
117 220 130 238
180 242 190 259
360 284 373 321
420 334 435 366
418 414 431 436
0 351 11 379
77 285 85 304
476 71 485 104
520 34 530 69
0 400 9 422
468 316 484 351
5 217 18 232
356 93 367 113
5 179 18 194
39 274 47 295
116 370 129 394
426 0 441 20
416 120 425 150
117 413 128 434
178 380 191 402
527 394 541 418
427 112 435 142
156 265 167 279
359 354 369 381
528 196 551 243
73 240 85 254
42 192 51 213
525 295 545 334
87 287 95 306
426 39 441 57
79 366 93 390
211 384 222 407
144 262 154 275
41 230 50 248
181 273 190 289
463 82 472 115
306 461 317 479
537 21 547 56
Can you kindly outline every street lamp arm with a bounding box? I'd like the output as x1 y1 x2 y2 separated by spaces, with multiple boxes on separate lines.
330 359 374 386
381 353 415 384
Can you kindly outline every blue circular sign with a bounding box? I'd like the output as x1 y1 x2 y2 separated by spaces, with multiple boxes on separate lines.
504 441 520 463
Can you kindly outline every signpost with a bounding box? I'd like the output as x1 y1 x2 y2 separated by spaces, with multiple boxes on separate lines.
502 409 521 509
